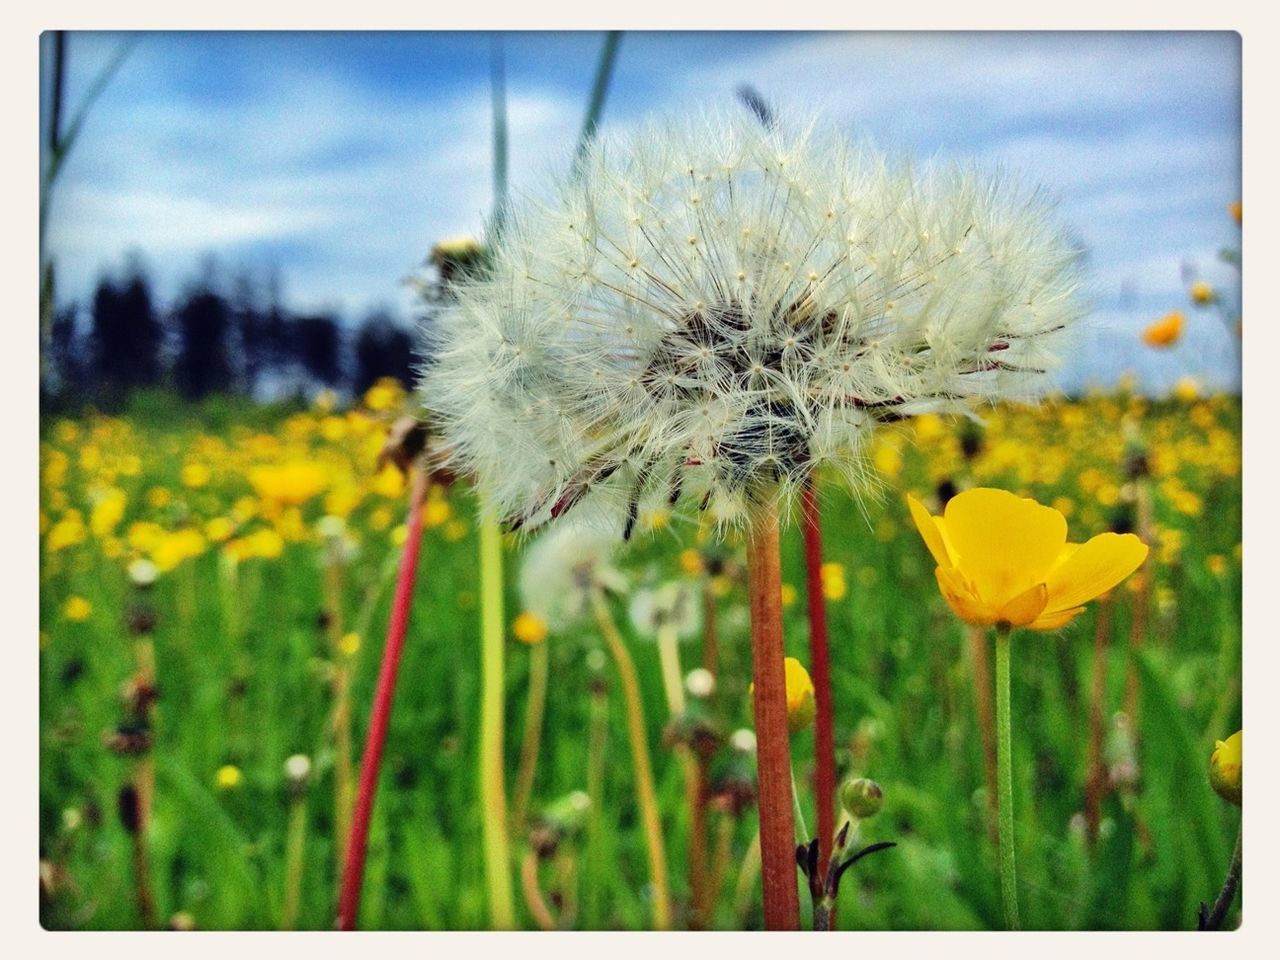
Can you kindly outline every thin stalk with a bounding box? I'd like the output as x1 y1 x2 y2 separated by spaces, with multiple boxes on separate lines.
584 675 609 929
1201 825 1242 930
512 639 550 834
325 555 354 866
707 812 736 919
521 851 558 931
801 478 836 879
1126 476 1153 721
478 499 516 929
336 467 429 931
685 751 709 929
572 32 623 174
994 625 1021 930
701 580 720 674
745 501 801 930
281 793 308 930
790 763 810 844
656 622 686 716
733 829 762 923
1085 596 1113 847
591 588 672 930
130 634 157 928
489 34 509 235
967 624 999 841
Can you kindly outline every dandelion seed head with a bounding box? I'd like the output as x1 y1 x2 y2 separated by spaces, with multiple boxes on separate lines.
422 112 1083 536
518 517 627 629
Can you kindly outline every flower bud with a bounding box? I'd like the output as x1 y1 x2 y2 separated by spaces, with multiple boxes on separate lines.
841 777 884 819
1209 730 1241 806
284 753 312 789
747 657 815 733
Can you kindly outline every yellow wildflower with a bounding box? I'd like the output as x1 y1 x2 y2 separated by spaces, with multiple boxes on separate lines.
1173 377 1200 402
204 517 235 543
513 611 549 645
215 765 243 791
249 462 327 507
780 582 798 608
90 488 127 537
908 488 1148 631
338 632 361 657
1142 310 1184 348
820 562 847 601
1190 280 1215 306
181 462 211 488
749 656 816 733
1209 730 1241 805
423 495 451 528
47 513 87 552
371 464 406 499
363 377 404 413
63 596 92 622
678 549 704 577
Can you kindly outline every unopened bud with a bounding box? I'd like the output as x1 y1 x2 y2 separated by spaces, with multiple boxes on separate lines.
1209 730 1241 806
841 777 884 819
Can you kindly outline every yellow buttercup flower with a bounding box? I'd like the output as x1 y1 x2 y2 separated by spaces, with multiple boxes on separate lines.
1142 310 1184 348
751 657 815 733
63 596 92 622
215 765 244 791
181 462 211 488
678 548 704 577
249 462 328 507
512 611 549 646
338 632 361 657
907 488 1148 631
820 562 847 601
1209 730 1241 806
1190 280 1215 306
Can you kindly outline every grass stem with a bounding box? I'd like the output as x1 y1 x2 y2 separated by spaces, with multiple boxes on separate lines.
994 625 1021 930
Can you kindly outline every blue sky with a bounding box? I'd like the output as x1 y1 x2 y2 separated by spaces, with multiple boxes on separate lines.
41 31 1241 392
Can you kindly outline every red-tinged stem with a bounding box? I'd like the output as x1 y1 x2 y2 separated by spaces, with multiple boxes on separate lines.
336 466 429 931
746 502 801 930
801 478 835 882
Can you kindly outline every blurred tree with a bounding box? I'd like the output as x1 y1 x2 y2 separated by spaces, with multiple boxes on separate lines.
48 303 83 395
353 311 414 395
173 282 235 399
289 314 343 388
89 266 164 399
231 269 276 396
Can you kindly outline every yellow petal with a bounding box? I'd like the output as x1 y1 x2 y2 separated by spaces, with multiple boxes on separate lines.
997 582 1049 628
935 566 997 627
1028 606 1086 631
907 494 952 567
1044 533 1149 612
942 488 1067 607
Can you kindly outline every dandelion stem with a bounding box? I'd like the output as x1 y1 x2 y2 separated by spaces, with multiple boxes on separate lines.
591 587 673 930
584 672 609 929
656 622 685 717
478 499 516 929
746 501 801 930
520 850 558 931
512 639 549 835
1085 596 1113 848
281 792 308 930
324 554 354 868
801 478 836 880
994 624 1021 930
336 466 428 931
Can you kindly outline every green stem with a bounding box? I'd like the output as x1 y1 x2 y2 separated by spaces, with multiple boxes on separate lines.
1202 824 1242 930
479 500 515 929
585 677 608 929
591 587 672 930
790 763 810 844
281 795 308 930
511 639 549 834
995 625 1021 930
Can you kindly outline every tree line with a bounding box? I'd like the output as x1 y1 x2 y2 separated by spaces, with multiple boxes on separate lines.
42 260 418 410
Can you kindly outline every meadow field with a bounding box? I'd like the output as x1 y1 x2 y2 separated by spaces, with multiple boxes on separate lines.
37 379 1241 931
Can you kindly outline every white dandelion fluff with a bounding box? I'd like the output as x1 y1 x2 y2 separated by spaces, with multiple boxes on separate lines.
518 519 628 630
423 112 1083 537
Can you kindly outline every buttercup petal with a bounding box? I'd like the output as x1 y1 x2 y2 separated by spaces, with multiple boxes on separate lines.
1027 606 1086 631
908 494 952 567
997 582 1049 628
1044 533 1149 612
942 488 1068 607
935 566 997 627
